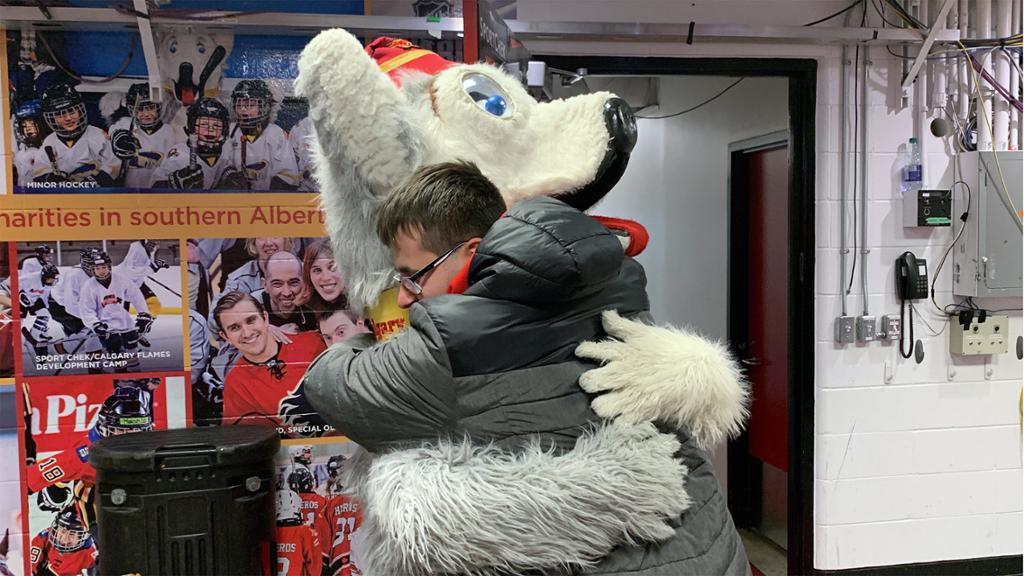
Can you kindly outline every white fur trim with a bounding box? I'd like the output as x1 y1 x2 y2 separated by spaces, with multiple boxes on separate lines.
576 311 750 450
348 423 690 576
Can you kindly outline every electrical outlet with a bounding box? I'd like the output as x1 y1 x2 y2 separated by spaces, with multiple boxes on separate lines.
856 315 877 342
835 316 856 344
881 314 901 340
950 314 1009 355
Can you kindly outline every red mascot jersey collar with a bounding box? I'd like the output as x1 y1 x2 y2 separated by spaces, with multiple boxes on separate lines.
446 216 649 295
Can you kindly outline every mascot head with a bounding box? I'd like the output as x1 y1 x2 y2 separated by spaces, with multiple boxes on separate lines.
154 26 233 108
296 30 636 312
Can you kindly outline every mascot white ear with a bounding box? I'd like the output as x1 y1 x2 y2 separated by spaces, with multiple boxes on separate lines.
295 31 637 311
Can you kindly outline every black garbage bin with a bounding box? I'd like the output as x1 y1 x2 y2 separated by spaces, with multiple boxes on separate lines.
90 426 280 576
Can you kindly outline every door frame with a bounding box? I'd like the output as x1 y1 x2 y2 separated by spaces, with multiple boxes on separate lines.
538 55 817 574
726 130 791 544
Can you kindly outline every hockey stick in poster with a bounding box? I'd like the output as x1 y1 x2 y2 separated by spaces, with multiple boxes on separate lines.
44 145 60 179
21 382 36 465
49 330 93 377
196 45 227 98
116 110 136 187
144 273 181 298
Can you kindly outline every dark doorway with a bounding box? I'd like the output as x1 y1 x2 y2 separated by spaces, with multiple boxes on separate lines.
728 133 791 554
539 55 816 575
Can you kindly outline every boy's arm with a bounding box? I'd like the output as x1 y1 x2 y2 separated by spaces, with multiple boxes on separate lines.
301 306 454 451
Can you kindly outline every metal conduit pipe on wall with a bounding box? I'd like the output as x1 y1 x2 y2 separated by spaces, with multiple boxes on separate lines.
860 44 870 316
976 0 993 150
839 44 850 315
994 0 1012 151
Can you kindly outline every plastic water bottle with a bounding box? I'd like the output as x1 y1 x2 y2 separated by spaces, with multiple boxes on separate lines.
900 137 922 195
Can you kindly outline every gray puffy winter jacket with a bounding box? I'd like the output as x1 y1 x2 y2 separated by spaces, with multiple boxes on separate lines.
303 197 749 576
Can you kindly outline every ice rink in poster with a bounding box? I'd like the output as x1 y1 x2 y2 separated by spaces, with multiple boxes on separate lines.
15 241 184 377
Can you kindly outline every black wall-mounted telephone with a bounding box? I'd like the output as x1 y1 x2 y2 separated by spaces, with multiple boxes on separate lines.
896 252 928 300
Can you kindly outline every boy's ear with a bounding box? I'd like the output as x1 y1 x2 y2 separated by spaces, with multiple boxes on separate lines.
466 237 483 255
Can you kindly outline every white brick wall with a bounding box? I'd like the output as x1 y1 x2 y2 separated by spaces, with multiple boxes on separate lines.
813 49 1023 570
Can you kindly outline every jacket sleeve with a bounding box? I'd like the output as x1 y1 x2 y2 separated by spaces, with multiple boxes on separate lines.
301 305 455 451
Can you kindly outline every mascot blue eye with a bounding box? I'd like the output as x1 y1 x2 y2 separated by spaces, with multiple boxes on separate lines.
197 43 207 54
483 95 507 116
462 73 511 118
169 41 177 54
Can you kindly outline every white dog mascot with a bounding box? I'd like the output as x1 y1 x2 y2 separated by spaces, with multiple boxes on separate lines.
296 31 751 576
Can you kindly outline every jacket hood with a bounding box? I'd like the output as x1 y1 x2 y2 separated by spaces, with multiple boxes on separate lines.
468 197 624 304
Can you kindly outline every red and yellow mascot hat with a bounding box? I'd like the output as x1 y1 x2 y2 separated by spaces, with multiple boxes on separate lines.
365 37 455 85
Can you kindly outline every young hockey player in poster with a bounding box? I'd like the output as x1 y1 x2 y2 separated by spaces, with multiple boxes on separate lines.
287 464 331 560
34 84 118 187
29 508 97 576
229 79 300 191
290 445 314 468
113 239 171 315
151 98 247 190
287 116 317 191
109 83 180 188
57 248 98 328
19 264 61 355
322 456 362 576
78 251 154 370
276 489 322 576
213 292 326 431
19 245 54 276
13 99 50 187
27 386 154 493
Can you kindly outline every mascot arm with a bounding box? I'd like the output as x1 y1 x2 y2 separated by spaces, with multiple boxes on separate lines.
295 29 420 310
576 310 750 450
349 423 691 576
302 307 454 451
294 29 419 193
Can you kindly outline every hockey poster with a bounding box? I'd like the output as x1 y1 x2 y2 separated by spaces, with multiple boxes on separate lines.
19 375 185 576
274 440 364 576
190 237 370 438
7 27 315 194
15 241 184 377
2 20 371 576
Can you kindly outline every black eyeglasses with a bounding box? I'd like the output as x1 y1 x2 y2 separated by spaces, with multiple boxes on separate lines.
393 241 467 296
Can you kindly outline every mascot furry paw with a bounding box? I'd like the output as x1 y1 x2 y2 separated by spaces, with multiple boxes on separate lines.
577 311 749 450
296 29 748 576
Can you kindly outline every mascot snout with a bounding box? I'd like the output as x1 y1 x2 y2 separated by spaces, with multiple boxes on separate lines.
176 62 197 105
558 96 637 211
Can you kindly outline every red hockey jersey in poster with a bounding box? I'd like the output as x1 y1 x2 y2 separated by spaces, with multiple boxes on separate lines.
29 530 98 576
222 332 326 427
27 436 94 493
276 524 322 576
297 492 330 561
322 493 362 576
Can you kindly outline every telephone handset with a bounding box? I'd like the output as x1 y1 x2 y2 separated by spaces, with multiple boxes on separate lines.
896 252 928 301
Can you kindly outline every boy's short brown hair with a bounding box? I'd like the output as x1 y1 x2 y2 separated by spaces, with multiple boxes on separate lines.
376 160 506 254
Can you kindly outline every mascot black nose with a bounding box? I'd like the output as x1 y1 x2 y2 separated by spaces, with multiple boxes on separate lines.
604 98 637 155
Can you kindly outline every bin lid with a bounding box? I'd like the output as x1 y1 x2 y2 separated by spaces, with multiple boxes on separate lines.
90 427 280 472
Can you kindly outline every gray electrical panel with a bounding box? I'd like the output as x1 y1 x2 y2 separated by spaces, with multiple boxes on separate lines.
952 151 1023 297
